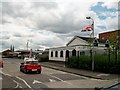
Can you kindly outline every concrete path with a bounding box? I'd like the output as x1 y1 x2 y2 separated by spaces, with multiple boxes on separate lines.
40 62 120 80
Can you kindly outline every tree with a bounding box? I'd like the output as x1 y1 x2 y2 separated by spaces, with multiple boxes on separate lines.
108 31 118 64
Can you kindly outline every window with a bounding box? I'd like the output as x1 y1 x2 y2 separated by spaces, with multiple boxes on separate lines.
66 50 69 58
80 51 85 55
55 51 58 57
60 51 63 57
51 51 53 57
72 49 76 56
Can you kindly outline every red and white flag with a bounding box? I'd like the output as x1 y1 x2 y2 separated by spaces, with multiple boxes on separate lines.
81 24 93 32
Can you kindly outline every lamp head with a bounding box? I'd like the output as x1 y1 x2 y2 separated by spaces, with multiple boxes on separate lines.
86 17 91 19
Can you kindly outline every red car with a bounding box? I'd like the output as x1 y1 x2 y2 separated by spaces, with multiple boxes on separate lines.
20 60 41 74
0 60 3 68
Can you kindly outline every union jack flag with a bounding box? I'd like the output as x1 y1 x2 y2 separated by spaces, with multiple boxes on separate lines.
81 23 93 32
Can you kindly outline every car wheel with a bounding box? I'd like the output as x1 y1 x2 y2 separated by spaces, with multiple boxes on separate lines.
37 70 41 74
24 69 28 74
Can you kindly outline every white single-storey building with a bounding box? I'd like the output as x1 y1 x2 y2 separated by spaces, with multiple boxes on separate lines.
49 36 106 62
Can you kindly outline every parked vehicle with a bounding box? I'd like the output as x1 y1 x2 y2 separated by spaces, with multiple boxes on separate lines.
95 82 120 90
0 60 3 68
24 57 29 61
20 60 41 74
24 57 36 61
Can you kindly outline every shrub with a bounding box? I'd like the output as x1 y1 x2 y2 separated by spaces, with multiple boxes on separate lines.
69 55 91 70
94 54 109 72
69 56 78 68
78 55 91 70
37 54 49 62
69 53 120 74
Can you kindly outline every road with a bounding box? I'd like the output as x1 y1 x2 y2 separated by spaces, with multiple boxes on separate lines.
1 58 118 90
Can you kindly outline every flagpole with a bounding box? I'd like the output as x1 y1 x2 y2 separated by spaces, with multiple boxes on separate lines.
27 40 29 51
92 18 94 71
86 17 94 71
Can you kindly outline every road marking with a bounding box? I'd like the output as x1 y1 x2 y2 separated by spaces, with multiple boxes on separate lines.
0 77 2 80
13 80 20 88
49 79 56 82
48 74 80 87
16 76 32 89
32 80 43 84
0 71 12 77
90 78 106 81
49 74 64 82
19 86 22 88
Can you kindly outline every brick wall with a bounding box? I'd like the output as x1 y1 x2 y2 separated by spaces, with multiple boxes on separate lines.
99 30 120 43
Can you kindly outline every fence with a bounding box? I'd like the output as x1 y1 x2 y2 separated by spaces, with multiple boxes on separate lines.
68 48 120 74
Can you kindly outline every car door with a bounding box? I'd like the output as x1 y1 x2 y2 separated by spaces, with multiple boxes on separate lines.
20 61 25 71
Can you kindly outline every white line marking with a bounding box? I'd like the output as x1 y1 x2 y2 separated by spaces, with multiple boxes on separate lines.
13 80 19 88
0 77 2 80
19 86 22 88
16 76 32 89
49 74 78 86
49 74 64 82
32 80 43 84
48 74 80 87
49 79 56 82
0 71 12 77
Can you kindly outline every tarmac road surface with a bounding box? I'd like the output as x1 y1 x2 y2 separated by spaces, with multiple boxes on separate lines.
1 58 119 90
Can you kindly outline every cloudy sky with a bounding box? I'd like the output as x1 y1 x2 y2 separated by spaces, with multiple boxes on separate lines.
0 0 119 51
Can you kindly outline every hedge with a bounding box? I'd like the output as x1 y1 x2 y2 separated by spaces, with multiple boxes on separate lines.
37 54 49 62
69 54 120 74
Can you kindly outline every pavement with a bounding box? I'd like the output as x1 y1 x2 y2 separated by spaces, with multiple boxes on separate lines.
40 61 120 80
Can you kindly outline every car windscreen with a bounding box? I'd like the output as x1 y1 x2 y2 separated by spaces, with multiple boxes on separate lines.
26 61 38 64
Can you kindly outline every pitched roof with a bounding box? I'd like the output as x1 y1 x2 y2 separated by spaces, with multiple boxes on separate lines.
2 49 12 53
66 36 94 46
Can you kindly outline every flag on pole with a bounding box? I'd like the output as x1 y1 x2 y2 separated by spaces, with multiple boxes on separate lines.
81 23 93 32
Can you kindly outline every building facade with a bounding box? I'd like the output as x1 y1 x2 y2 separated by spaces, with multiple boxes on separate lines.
99 30 120 43
49 36 105 62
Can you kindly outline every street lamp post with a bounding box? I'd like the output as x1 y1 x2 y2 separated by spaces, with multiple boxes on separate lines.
26 40 29 51
86 17 95 71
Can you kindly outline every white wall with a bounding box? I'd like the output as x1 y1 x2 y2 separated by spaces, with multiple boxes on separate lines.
49 37 105 62
49 49 66 61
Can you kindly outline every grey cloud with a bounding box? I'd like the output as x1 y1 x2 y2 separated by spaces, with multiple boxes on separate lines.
35 12 88 34
2 2 58 19
118 15 120 29
32 2 58 9
33 37 64 48
0 32 10 39
2 2 32 18
1 36 10 39
13 33 35 38
0 40 10 50
2 2 88 35
1 17 11 24
2 19 8 24
34 40 58 47
13 33 23 37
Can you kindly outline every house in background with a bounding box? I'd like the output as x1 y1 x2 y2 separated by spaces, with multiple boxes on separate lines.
49 36 106 62
99 30 120 43
2 49 13 58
